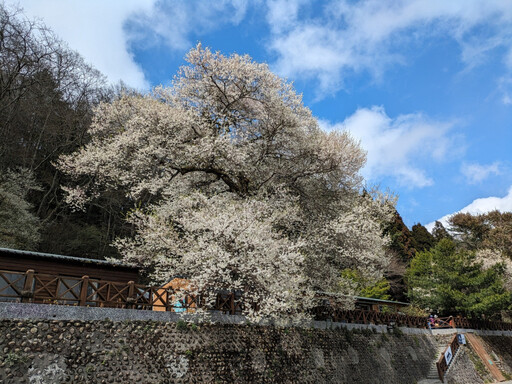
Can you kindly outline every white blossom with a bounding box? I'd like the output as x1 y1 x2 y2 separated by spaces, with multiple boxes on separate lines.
59 44 393 320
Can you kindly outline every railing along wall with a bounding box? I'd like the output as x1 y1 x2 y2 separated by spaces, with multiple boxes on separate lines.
436 334 461 382
2 269 512 332
0 269 243 314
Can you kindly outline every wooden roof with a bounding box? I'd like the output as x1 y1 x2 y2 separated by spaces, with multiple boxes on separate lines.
0 247 139 283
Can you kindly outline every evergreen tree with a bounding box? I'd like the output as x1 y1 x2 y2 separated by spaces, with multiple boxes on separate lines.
381 211 417 302
411 223 435 252
407 238 511 318
432 220 452 242
449 211 512 258
383 211 417 261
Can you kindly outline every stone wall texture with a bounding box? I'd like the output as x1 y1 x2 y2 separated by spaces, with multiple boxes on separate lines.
443 336 512 384
0 319 439 384
444 347 487 384
1 311 512 384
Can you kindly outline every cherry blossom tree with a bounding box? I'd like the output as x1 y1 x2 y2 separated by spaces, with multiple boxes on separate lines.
59 45 393 320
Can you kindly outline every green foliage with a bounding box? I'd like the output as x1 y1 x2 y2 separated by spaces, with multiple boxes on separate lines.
5 352 28 366
340 268 391 300
432 221 452 243
383 211 417 261
400 305 428 317
0 169 41 250
406 239 511 317
411 223 435 252
176 320 188 331
449 211 512 257
189 323 198 331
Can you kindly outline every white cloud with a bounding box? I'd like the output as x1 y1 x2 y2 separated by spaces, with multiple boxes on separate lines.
461 162 501 184
426 186 512 230
266 0 512 95
320 106 458 188
498 76 512 106
126 1 249 51
267 0 307 34
9 0 249 90
11 0 156 89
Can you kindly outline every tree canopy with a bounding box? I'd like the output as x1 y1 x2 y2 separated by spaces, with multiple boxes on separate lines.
0 4 118 257
0 169 41 250
60 45 394 320
449 211 512 258
406 238 511 318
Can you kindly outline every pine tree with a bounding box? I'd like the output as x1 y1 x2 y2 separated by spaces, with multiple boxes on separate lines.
407 238 511 318
411 223 435 252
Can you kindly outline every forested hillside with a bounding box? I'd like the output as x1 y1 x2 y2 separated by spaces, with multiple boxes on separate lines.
0 5 127 258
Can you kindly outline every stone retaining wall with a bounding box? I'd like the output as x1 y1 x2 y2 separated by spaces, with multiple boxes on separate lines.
1 303 512 383
0 317 435 383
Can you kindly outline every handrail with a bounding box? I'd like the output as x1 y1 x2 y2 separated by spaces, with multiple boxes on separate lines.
428 316 454 329
436 334 460 382
0 269 244 314
1 269 512 331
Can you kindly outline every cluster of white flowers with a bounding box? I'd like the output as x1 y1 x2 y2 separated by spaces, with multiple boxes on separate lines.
59 44 394 321
116 191 310 322
476 248 512 291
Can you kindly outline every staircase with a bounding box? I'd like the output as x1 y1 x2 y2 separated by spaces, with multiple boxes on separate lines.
420 340 457 384
422 333 508 384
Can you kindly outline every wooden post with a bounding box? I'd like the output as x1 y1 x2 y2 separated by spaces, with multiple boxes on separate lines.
127 281 135 309
21 269 35 303
230 292 235 315
79 276 89 306
436 360 443 383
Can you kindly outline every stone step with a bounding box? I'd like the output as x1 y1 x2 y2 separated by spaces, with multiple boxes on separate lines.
418 379 443 384
426 344 461 380
426 371 439 379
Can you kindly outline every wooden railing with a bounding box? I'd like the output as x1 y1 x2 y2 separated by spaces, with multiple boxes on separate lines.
451 316 512 332
2 269 512 331
436 334 460 382
0 269 243 314
312 303 428 328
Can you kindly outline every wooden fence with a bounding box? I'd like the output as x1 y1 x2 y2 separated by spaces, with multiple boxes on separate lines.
0 269 243 314
312 304 428 328
2 269 512 331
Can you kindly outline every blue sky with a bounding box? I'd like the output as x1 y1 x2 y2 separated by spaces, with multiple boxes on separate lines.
13 0 512 229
